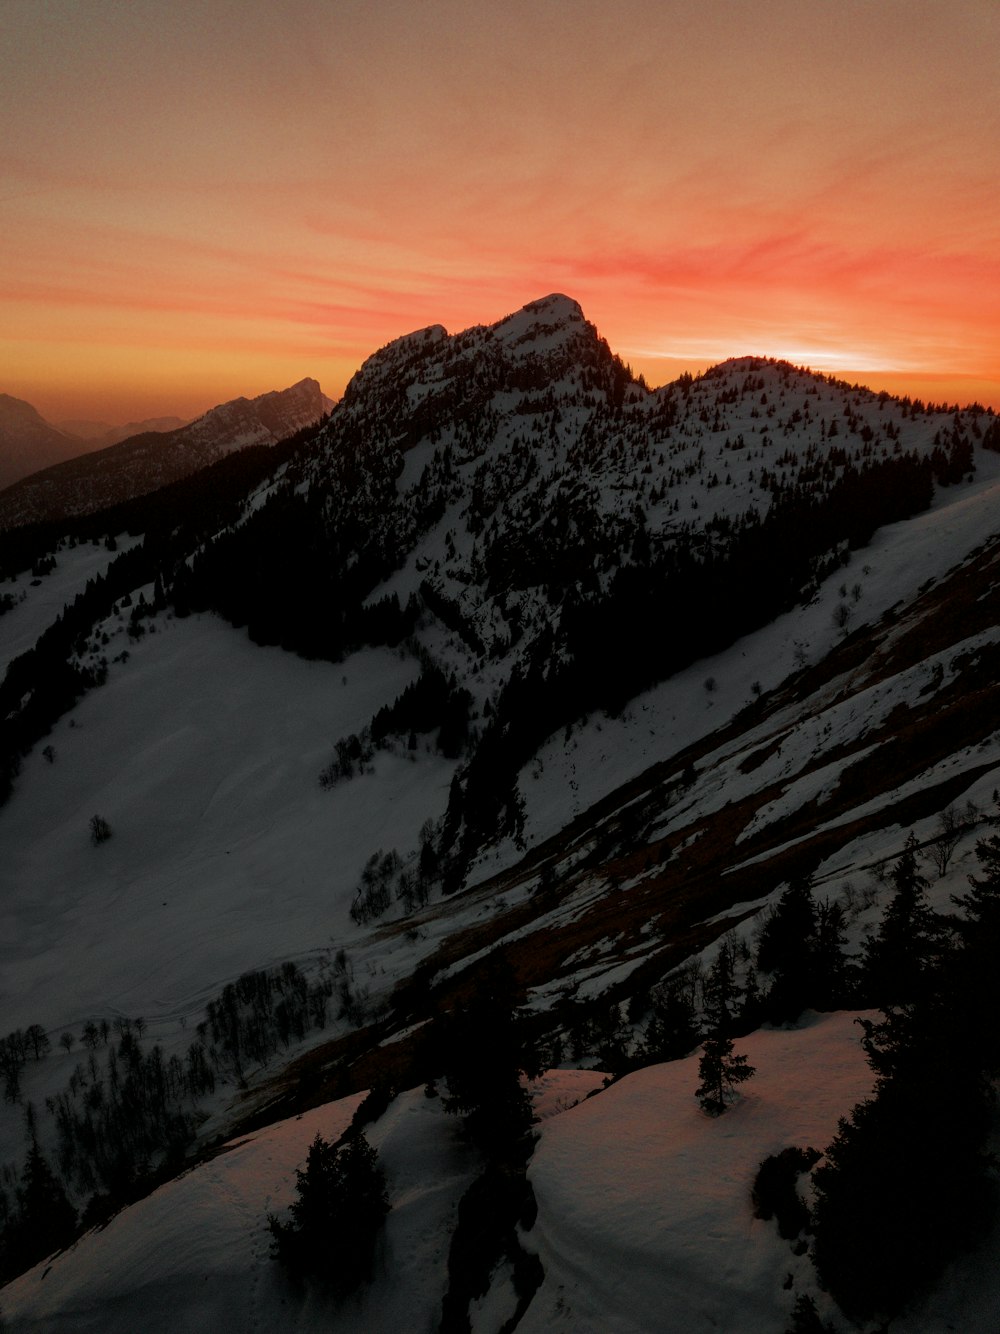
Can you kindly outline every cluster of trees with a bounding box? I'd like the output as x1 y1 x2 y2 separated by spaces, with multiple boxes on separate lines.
2 1013 214 1282
1 1024 50 1102
199 962 334 1083
432 954 540 1154
738 827 1000 1324
0 443 311 808
370 663 471 758
431 954 545 1332
349 821 441 925
754 880 849 1022
807 830 1000 1320
929 424 974 486
44 1020 205 1207
418 580 487 657
319 730 376 788
172 487 356 658
349 849 403 924
1 961 347 1285
168 412 425 660
320 665 472 796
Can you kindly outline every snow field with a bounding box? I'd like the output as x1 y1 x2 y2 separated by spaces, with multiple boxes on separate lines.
524 1013 873 1334
1 1018 874 1334
0 609 460 1175
0 1085 481 1334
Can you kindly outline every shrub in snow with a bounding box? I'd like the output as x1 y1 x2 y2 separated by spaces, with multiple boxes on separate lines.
89 813 112 845
268 1131 388 1297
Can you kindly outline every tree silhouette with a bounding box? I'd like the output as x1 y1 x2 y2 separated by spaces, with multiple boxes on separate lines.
860 834 941 1008
269 1131 388 1297
696 1033 755 1116
1 1143 77 1281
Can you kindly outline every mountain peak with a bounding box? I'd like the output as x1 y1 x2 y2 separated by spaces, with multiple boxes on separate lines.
0 392 82 489
523 292 585 320
493 293 589 351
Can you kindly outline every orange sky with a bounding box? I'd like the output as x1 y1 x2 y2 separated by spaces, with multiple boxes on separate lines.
3 0 998 423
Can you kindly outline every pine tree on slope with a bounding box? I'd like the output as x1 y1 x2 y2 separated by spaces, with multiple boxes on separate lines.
695 1033 755 1117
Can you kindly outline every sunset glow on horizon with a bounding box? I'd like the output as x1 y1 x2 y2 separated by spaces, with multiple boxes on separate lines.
3 0 998 425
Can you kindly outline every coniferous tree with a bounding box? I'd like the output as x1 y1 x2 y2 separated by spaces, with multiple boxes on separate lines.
812 898 850 1010
757 877 818 1021
949 817 1000 1073
642 983 701 1062
436 954 540 1154
695 1033 755 1116
701 939 739 1034
269 1132 388 1297
953 818 1000 936
1 1143 77 1281
860 834 941 1008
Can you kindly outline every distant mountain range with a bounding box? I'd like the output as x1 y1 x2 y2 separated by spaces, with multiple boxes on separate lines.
54 416 189 448
0 378 334 528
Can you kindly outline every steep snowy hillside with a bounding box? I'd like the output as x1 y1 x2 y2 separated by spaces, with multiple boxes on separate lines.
2 295 999 1331
0 378 333 528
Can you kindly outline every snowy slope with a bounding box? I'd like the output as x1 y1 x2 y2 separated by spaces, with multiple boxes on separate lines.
525 1014 872 1334
511 449 1000 861
5 1015 997 1334
1 1084 496 1334
0 614 447 1041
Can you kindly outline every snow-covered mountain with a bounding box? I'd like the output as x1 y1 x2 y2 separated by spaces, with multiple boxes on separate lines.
1 296 999 1333
0 396 84 491
0 377 334 529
